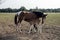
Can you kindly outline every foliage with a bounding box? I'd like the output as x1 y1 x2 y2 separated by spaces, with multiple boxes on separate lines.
0 6 60 13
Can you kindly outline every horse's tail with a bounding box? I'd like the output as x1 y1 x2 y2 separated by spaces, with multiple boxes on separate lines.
14 14 18 25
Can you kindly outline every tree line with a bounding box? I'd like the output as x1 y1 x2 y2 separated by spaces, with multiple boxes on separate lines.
0 6 60 13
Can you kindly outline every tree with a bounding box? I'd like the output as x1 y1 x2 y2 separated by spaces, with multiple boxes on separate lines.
18 6 27 11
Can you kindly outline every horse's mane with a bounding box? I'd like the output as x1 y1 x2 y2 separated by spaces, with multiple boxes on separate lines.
32 11 43 17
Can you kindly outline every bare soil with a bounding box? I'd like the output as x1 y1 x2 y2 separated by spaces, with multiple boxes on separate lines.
0 21 60 40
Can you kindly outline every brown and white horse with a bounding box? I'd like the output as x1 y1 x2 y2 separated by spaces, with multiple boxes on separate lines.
14 11 47 33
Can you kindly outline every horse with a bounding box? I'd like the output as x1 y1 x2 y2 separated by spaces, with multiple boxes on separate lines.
14 11 47 33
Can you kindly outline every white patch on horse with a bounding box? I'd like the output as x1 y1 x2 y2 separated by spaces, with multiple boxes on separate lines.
17 11 22 15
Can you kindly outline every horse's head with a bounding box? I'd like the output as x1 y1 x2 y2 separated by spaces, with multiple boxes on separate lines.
43 13 48 17
42 14 48 24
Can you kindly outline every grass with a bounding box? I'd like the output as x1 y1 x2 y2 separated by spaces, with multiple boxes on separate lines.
46 13 60 25
0 13 15 24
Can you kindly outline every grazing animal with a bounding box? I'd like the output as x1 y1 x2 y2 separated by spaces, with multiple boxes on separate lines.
14 11 47 33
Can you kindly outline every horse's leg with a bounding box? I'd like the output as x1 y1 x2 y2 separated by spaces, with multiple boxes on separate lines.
17 14 25 33
38 23 45 34
35 19 43 34
17 23 22 32
41 16 46 33
35 23 42 34
33 24 38 32
28 23 34 33
16 18 23 33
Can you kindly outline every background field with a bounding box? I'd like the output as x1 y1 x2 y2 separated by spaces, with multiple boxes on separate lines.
0 13 60 40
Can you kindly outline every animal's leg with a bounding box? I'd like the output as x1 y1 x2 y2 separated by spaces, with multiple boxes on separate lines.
36 23 42 34
15 25 19 33
17 17 23 32
34 24 38 32
28 24 34 33
16 18 22 32
15 24 22 33
39 25 42 33
18 23 22 32
18 18 22 27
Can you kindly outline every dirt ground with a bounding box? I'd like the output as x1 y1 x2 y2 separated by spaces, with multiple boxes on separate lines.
0 21 60 40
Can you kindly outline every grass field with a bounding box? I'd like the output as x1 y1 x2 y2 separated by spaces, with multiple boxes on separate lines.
46 13 60 25
0 13 60 40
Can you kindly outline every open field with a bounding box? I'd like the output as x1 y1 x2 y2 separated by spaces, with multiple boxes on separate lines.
0 13 60 40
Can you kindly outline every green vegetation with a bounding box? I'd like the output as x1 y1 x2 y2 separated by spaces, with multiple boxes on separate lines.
46 13 60 25
0 6 60 13
0 13 15 25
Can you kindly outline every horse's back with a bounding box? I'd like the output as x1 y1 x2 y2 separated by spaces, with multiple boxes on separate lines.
32 11 43 17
